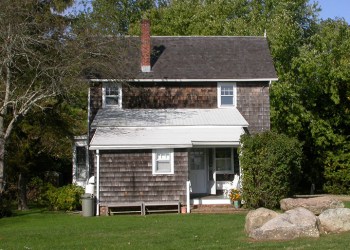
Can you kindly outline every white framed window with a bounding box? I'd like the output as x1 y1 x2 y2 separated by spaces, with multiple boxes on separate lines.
215 148 234 173
102 83 122 108
217 82 237 107
152 149 174 175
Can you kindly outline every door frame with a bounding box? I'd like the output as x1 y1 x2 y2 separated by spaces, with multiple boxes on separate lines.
188 148 208 194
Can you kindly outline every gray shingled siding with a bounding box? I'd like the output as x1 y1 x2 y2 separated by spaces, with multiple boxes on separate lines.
96 149 188 205
237 82 270 134
123 82 217 109
88 81 270 133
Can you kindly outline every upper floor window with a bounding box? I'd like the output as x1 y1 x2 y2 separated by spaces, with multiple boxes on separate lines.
102 83 122 108
152 149 174 175
217 82 236 107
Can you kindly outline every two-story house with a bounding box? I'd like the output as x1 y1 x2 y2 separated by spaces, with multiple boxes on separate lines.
73 20 277 215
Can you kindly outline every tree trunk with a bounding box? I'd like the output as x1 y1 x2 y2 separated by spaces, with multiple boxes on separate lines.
0 131 4 194
18 172 28 210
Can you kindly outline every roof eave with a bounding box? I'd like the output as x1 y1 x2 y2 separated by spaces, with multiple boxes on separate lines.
88 78 278 83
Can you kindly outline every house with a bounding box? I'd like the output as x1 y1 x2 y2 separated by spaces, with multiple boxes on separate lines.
73 20 278 215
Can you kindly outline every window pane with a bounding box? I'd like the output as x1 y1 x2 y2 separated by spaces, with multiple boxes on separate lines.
189 150 205 170
105 85 120 107
216 158 232 171
157 153 170 161
216 148 231 158
106 87 119 95
76 147 87 180
221 96 233 105
221 86 233 95
157 161 171 172
216 148 232 171
106 96 119 105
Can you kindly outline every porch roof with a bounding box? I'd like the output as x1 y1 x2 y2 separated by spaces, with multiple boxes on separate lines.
89 126 245 150
91 108 249 128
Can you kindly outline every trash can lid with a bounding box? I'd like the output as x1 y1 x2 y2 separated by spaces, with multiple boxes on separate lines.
81 193 93 199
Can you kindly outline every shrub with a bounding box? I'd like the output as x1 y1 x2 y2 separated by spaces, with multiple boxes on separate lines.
45 184 84 211
240 131 302 209
27 178 84 211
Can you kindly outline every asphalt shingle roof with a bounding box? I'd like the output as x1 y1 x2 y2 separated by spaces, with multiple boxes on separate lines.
138 36 277 80
89 36 277 81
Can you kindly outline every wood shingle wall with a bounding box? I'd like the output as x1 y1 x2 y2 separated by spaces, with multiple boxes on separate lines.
123 82 217 109
96 149 188 204
89 81 270 133
237 82 270 133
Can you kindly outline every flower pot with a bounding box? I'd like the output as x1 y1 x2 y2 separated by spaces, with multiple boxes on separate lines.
233 200 241 209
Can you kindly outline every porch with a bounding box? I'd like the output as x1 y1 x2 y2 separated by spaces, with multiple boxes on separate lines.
191 193 231 205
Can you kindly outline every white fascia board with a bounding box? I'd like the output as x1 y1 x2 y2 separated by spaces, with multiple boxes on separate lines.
89 78 279 83
89 144 192 150
192 141 241 146
96 125 249 129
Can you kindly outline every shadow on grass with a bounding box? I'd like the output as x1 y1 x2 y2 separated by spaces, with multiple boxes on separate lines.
11 207 48 217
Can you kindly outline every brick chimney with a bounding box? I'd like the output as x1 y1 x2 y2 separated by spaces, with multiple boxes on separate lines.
141 19 151 72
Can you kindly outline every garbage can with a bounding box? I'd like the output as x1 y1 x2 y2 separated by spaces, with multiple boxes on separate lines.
81 193 95 217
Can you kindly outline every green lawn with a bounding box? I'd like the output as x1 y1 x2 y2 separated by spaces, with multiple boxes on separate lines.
1 209 350 250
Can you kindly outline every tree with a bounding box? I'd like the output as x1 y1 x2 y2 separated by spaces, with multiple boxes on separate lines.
6 93 87 210
147 0 319 73
0 0 83 193
85 0 156 35
271 19 350 192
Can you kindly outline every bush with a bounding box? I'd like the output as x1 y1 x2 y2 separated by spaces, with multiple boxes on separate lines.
323 149 350 194
240 131 302 209
45 184 84 211
27 178 84 211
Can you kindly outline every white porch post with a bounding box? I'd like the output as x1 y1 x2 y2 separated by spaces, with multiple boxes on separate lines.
96 150 100 216
186 180 191 213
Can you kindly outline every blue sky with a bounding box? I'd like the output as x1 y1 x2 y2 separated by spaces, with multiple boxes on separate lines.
67 0 350 24
315 0 350 22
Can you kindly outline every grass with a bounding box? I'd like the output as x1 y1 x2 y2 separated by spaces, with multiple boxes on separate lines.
1 209 350 250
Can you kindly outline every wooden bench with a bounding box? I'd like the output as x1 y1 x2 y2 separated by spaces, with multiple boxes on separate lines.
144 201 181 214
106 202 144 215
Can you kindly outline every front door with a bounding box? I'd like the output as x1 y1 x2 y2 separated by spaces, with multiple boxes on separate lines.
189 149 207 193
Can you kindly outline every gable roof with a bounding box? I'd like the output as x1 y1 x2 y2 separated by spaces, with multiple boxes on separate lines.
140 36 277 80
89 36 278 81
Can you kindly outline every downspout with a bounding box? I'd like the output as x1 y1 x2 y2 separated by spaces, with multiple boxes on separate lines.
96 149 100 216
186 180 191 213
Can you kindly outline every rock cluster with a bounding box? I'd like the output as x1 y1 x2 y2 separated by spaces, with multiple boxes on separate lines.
280 196 344 215
246 197 350 241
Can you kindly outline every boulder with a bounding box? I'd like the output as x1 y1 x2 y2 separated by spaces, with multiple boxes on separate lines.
245 207 280 234
318 208 350 234
280 196 344 215
249 207 320 240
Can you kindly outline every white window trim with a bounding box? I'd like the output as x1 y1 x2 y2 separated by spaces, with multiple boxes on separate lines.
152 149 174 175
102 83 122 108
217 82 237 108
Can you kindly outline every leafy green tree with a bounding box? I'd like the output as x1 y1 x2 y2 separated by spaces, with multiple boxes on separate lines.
6 93 87 210
271 19 350 193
